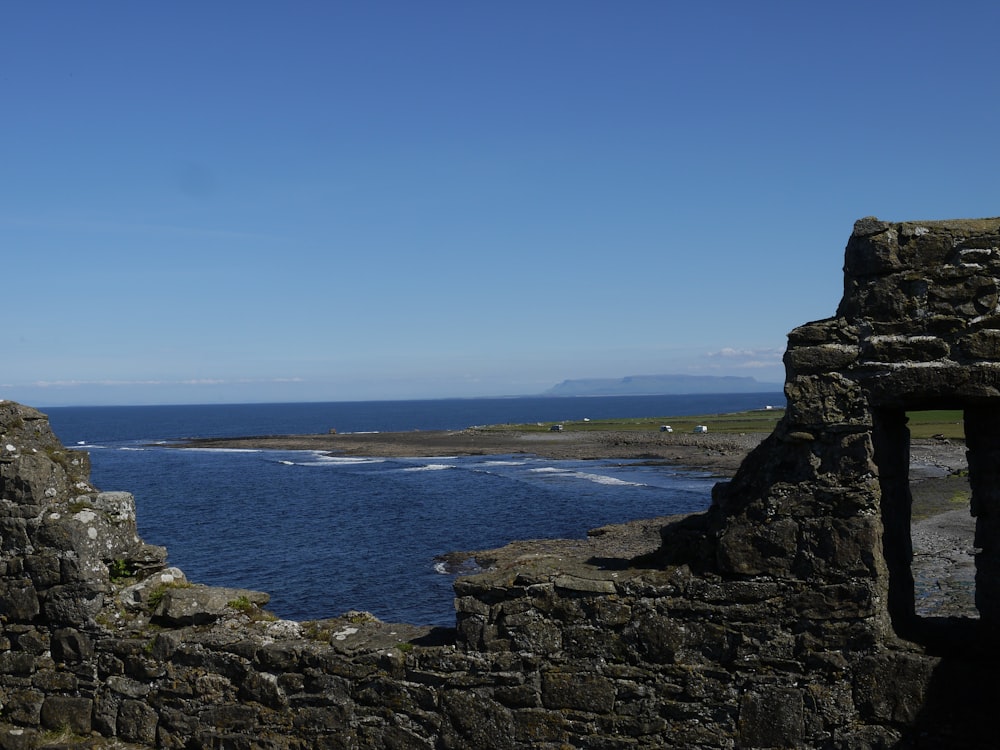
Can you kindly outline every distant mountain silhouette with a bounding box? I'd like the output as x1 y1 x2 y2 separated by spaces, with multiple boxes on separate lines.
542 374 781 397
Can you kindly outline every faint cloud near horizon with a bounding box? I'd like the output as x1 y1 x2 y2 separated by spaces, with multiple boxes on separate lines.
704 347 783 366
707 347 782 359
698 347 784 380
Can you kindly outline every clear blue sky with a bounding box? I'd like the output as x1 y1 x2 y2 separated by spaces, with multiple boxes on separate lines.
4 2 1000 406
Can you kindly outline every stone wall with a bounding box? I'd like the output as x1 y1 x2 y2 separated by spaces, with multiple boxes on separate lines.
3 217 1000 748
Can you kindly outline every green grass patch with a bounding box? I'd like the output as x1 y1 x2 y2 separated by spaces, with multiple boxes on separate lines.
476 408 786 434
949 489 971 505
227 595 278 622
228 595 253 612
905 410 965 439
146 580 192 610
910 475 970 520
107 559 133 582
474 408 967 439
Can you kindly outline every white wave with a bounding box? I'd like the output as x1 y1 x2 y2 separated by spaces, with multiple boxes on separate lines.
402 464 454 472
297 455 386 466
481 460 526 466
313 455 384 464
569 472 646 487
528 465 645 487
182 448 262 454
433 561 448 574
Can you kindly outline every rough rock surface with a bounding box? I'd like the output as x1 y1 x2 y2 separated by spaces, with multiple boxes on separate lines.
3 218 1000 748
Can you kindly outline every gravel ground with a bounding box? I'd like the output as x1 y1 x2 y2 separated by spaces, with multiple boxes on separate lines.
908 439 975 618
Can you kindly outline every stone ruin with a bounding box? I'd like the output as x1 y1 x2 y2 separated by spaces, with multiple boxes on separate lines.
2 217 1000 747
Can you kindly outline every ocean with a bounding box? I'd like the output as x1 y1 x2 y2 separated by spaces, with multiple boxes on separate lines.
42 393 781 627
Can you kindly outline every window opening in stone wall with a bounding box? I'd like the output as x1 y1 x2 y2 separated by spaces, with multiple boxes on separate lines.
906 410 975 621
874 408 978 648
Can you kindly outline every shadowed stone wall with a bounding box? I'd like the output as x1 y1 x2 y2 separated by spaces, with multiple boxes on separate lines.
3 217 1000 748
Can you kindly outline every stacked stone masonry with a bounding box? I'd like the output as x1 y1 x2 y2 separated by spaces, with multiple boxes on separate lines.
3 217 1000 747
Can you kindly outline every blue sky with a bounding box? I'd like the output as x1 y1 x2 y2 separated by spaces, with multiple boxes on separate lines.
4 2 1000 406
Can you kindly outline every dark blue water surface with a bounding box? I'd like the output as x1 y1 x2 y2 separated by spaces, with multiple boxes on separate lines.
43 394 781 626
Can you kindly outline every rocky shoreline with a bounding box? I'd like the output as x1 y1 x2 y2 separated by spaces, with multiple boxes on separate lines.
181 429 976 617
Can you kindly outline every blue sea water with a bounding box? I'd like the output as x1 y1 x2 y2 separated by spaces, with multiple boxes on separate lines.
42 393 781 627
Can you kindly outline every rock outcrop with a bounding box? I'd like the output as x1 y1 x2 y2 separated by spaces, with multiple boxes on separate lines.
3 217 1000 747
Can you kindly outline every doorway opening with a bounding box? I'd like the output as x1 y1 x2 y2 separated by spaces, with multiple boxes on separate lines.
907 411 975 619
873 407 985 650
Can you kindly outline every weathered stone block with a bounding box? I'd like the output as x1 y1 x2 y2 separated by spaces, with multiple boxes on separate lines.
41 583 104 624
854 653 935 725
379 725 434 750
441 689 516 749
585 595 632 627
3 689 43 725
898 223 956 266
291 705 351 732
198 703 257 732
928 273 998 317
0 726 39 750
256 641 302 673
0 519 30 556
863 334 950 362
784 374 871 429
541 670 615 713
786 318 859 346
117 698 158 744
844 274 935 323
798 516 881 578
512 708 566 743
22 555 60 588
91 490 136 523
0 584 39 622
814 431 876 481
624 607 686 664
503 613 562 655
717 517 798 576
40 694 92 734
0 651 38 677
794 583 876 620
784 344 860 374
105 674 151 699
844 221 898 275
739 686 804 747
50 627 94 663
959 328 1000 360
153 584 269 626
31 668 77 692
454 594 489 615
239 670 286 709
